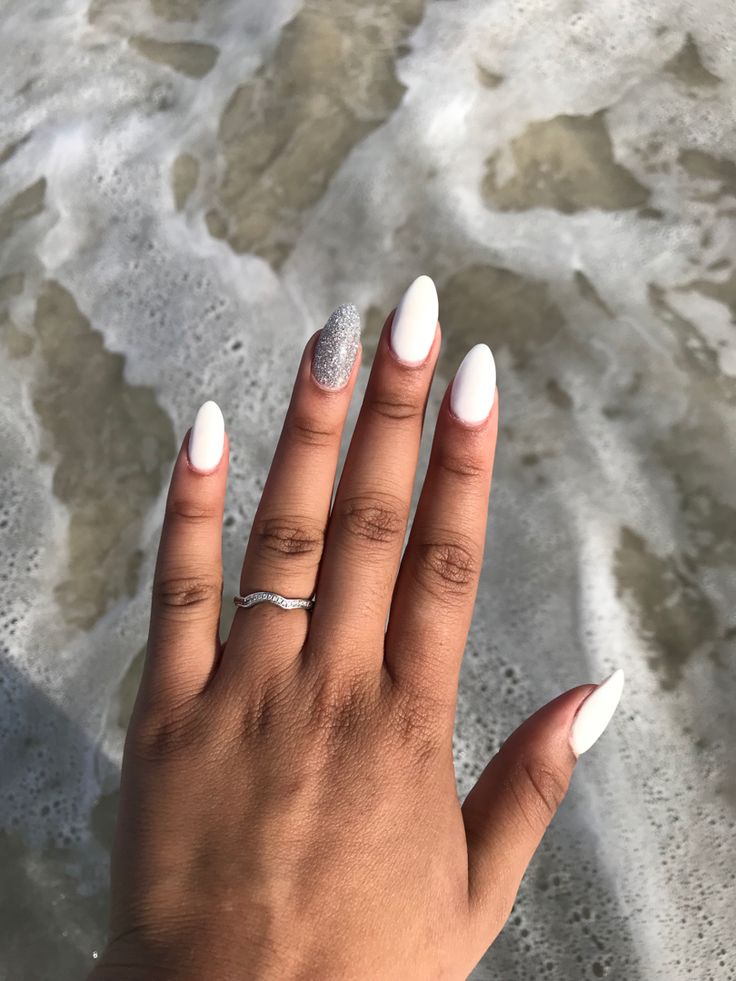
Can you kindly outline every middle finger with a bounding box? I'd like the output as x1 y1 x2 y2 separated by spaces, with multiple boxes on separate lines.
307 275 440 668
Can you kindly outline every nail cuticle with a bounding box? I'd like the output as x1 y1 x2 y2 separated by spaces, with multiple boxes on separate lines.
447 407 490 429
388 346 435 370
187 459 220 476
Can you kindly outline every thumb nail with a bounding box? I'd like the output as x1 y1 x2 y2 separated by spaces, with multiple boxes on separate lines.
569 669 625 756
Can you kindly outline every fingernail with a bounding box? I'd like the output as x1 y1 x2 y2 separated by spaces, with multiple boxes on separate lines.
390 274 439 364
449 343 497 424
569 668 625 756
312 303 361 389
188 400 225 473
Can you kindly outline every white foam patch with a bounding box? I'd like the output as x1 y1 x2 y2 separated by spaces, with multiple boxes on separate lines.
0 0 735 978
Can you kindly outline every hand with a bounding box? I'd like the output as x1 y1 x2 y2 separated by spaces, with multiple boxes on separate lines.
90 277 623 980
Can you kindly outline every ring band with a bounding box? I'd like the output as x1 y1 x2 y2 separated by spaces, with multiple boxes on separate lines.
233 590 315 612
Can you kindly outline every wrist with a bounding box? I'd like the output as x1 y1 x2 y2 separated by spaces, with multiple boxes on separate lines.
89 934 296 981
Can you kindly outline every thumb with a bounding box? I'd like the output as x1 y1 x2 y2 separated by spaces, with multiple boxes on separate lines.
462 669 625 932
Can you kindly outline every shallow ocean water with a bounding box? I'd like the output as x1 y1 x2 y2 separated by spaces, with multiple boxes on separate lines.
1 1 735 978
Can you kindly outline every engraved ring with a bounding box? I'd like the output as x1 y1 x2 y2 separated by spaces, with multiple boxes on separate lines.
233 591 315 612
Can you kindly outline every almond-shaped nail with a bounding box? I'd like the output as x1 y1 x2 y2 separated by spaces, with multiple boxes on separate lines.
569 669 625 756
450 343 496 423
188 400 225 473
312 303 361 389
390 274 439 364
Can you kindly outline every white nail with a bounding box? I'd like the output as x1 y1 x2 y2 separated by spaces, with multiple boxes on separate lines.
390 275 439 363
450 343 496 423
569 669 625 756
188 400 225 472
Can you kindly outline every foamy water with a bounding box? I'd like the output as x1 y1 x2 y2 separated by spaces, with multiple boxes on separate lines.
1 1 735 977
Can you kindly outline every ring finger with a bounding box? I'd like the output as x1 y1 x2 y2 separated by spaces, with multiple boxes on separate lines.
223 304 361 672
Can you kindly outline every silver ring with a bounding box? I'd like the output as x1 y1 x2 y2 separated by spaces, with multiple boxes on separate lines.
233 590 315 612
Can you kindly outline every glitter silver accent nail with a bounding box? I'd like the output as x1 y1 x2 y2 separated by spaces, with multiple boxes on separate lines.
311 303 361 389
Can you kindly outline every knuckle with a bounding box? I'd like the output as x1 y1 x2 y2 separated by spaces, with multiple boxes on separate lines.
166 496 219 524
388 689 443 768
252 515 324 560
510 757 570 832
369 393 424 423
240 676 294 741
305 669 375 745
414 536 480 597
130 696 209 763
287 411 339 449
435 447 486 482
338 494 406 547
153 574 222 618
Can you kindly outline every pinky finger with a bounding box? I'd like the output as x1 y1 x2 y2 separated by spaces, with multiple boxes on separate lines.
143 400 228 702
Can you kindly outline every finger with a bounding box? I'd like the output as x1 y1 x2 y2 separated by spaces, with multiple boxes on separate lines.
463 670 625 944
385 344 498 702
223 305 361 669
307 275 440 667
145 400 227 701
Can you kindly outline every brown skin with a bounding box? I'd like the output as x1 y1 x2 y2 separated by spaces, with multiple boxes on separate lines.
91 313 595 981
